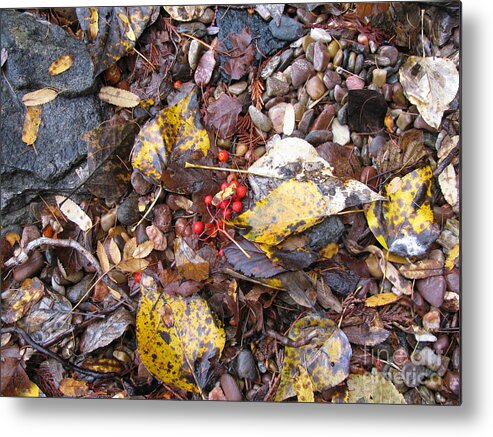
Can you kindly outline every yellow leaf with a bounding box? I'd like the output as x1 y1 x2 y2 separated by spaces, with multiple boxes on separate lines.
55 196 92 231
59 378 89 397
365 292 400 307
48 54 74 76
109 238 122 265
232 179 327 246
294 366 315 402
132 240 154 259
366 166 440 257
276 314 351 401
123 237 138 261
15 380 42 398
131 87 210 185
1 278 45 324
117 258 149 273
22 88 58 106
174 237 209 281
345 373 406 404
118 12 136 41
98 86 141 108
22 106 42 146
88 7 99 40
97 241 111 274
212 184 236 206
445 244 459 270
136 275 225 393
163 6 205 21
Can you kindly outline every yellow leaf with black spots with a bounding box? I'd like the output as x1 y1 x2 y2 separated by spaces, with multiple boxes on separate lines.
366 166 440 257
1 277 45 324
275 314 351 401
345 373 406 404
294 366 315 402
231 179 327 246
131 88 211 186
48 54 74 76
163 6 205 21
365 292 400 307
136 275 225 393
22 106 42 146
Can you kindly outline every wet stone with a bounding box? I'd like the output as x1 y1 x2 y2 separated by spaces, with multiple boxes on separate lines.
188 39 202 70
333 84 347 104
347 51 357 72
297 8 317 25
328 40 339 58
291 58 315 88
346 75 365 90
67 275 94 304
298 108 315 134
310 28 332 43
396 112 413 131
236 350 258 381
305 130 332 145
229 81 248 95
268 15 305 41
177 22 206 38
333 49 343 67
323 69 342 90
310 104 335 131
260 55 281 80
278 49 294 71
249 105 273 133
337 104 348 125
313 41 330 72
266 76 289 97
378 45 399 65
354 53 365 75
372 68 387 87
117 194 142 226
306 76 326 100
268 102 289 134
417 275 447 307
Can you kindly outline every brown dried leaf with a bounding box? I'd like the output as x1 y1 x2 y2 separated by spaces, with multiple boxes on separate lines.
132 240 154 259
99 86 141 108
344 323 390 346
222 28 255 80
174 237 209 281
22 88 59 106
206 94 243 139
22 106 42 146
145 225 167 251
109 238 122 265
59 378 89 397
117 258 149 273
97 241 111 273
399 259 443 280
48 54 74 76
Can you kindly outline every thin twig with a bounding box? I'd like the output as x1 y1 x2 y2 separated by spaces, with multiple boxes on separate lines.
265 328 319 348
4 237 134 308
184 162 282 179
1 326 122 379
131 185 163 232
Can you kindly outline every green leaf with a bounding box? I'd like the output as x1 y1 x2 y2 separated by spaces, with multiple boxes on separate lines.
136 275 225 393
275 314 351 401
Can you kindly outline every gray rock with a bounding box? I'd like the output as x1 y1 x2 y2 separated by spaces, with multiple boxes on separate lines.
323 70 341 90
1 10 95 95
278 49 294 71
290 58 314 88
176 22 206 38
377 45 399 65
0 11 105 226
417 276 447 308
260 55 281 80
117 194 142 226
268 15 305 42
305 130 332 145
266 76 289 97
236 350 258 381
249 106 273 132
67 275 94 304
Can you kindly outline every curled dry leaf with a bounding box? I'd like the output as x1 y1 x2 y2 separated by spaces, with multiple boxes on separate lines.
117 258 149 273
174 237 209 281
343 323 390 346
59 378 89 397
438 164 459 213
22 88 58 106
399 259 443 279
145 225 167 251
206 94 242 139
48 54 74 76
55 196 92 232
136 274 225 393
22 106 42 146
132 240 154 259
276 314 351 401
399 56 459 129
97 241 111 273
98 86 141 108
108 238 122 265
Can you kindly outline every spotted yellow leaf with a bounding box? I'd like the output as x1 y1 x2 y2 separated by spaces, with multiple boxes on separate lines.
136 275 225 393
163 6 205 21
131 87 210 185
345 373 406 404
275 314 351 401
294 366 315 402
365 292 400 307
366 166 440 257
445 244 459 270
48 54 74 76
22 106 42 146
1 277 45 324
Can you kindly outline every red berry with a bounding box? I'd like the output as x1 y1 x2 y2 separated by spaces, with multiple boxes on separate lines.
218 200 228 210
222 208 232 219
192 221 204 235
232 201 243 213
134 272 142 283
218 150 229 162
218 249 224 257
236 185 247 199
204 195 213 206
220 182 229 191
229 180 240 190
